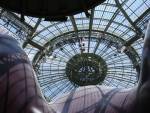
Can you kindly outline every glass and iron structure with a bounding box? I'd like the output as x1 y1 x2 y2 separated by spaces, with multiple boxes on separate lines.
0 0 149 102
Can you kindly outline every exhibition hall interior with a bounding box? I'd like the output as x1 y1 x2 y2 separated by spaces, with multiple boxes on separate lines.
0 0 150 113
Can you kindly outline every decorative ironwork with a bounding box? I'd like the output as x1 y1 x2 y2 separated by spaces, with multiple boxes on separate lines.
66 53 107 86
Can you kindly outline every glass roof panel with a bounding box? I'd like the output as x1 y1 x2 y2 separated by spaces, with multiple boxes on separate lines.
24 44 39 61
0 0 149 102
122 0 149 21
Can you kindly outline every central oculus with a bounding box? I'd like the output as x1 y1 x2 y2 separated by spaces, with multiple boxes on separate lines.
66 53 107 86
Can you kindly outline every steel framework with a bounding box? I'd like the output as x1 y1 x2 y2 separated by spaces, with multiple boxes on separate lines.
0 0 149 101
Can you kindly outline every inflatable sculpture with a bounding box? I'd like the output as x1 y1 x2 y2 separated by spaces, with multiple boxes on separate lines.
0 0 105 21
0 21 149 113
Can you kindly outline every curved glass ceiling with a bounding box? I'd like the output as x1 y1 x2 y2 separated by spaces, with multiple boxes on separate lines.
0 0 149 101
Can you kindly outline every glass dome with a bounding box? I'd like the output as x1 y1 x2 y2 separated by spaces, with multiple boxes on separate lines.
0 0 149 101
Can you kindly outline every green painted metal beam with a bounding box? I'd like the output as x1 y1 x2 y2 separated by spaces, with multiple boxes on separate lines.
22 18 42 48
88 8 94 53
